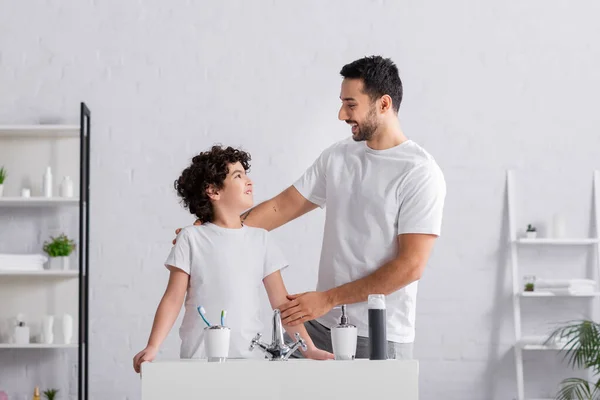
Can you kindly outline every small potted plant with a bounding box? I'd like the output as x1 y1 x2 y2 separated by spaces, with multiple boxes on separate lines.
0 166 6 197
43 234 76 270
523 275 536 292
43 389 59 400
525 224 537 239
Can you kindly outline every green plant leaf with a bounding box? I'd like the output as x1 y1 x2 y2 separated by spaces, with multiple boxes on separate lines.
547 320 600 374
43 388 59 400
555 377 593 400
42 234 76 257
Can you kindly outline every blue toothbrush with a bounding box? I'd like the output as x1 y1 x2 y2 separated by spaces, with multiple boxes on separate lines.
197 306 211 327
221 310 227 326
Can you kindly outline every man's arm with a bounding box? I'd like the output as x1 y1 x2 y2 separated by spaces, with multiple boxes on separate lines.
173 185 318 243
241 186 318 231
327 233 436 305
280 233 437 326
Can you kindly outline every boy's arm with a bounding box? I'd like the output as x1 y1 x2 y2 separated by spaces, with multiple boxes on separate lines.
241 186 318 231
262 270 333 360
146 267 189 347
133 267 189 372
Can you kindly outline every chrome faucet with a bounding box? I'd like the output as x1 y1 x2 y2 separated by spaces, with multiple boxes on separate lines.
249 309 307 360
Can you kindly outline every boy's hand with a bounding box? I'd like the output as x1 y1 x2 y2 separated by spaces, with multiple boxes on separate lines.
302 346 335 360
133 345 158 373
172 220 202 245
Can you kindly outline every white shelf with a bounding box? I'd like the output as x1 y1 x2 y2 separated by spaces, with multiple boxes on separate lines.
520 343 562 350
0 197 80 207
516 238 599 245
0 270 79 278
0 343 78 349
507 170 600 400
517 336 565 351
0 125 79 138
520 291 600 297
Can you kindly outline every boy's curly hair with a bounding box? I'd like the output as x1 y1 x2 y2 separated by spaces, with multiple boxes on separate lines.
174 145 251 223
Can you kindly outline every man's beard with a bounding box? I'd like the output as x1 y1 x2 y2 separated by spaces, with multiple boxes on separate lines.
350 107 378 142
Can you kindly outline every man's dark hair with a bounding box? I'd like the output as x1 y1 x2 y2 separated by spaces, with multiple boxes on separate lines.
174 145 251 223
340 56 403 114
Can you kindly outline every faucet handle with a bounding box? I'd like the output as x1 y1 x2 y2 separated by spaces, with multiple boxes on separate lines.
282 332 308 360
294 332 308 352
249 333 262 351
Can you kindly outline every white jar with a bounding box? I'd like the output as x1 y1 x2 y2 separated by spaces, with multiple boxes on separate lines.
14 322 30 345
42 315 54 344
60 176 74 198
62 313 73 344
552 213 566 238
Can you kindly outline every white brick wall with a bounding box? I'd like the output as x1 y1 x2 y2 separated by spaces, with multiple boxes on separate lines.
1 1 600 399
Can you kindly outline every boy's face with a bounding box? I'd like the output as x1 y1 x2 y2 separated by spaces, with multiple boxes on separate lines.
214 161 253 212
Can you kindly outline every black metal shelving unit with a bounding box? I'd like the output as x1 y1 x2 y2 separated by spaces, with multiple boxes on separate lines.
0 103 91 399
78 102 91 400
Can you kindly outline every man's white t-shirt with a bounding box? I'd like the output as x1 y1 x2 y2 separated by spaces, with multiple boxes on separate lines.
293 138 446 343
165 223 288 359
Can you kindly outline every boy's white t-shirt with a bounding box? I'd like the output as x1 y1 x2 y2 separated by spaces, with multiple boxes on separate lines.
293 138 446 343
164 223 288 359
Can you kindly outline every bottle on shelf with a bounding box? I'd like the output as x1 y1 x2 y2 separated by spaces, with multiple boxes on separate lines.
60 176 73 198
43 166 53 198
14 314 30 345
63 313 73 344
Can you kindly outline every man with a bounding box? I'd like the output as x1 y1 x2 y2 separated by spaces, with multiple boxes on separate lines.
176 55 446 359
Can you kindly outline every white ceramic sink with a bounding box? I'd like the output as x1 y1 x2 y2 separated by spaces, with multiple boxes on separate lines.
141 358 419 400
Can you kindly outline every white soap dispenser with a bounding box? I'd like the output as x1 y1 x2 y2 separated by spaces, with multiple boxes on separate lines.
14 313 30 345
330 304 357 360
43 167 53 197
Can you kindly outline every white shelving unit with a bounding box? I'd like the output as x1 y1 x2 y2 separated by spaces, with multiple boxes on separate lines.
519 291 600 297
0 270 79 278
0 125 79 138
516 238 599 245
0 343 78 349
0 104 90 400
507 170 600 400
0 197 81 207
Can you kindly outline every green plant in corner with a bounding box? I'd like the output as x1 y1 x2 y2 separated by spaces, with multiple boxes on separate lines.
0 166 6 184
43 234 76 257
545 320 600 399
43 389 59 400
524 283 535 292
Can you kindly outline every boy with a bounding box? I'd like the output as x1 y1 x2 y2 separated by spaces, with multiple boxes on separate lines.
133 145 332 372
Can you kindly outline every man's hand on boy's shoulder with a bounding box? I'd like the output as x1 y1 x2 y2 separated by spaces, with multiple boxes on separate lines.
172 220 202 245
